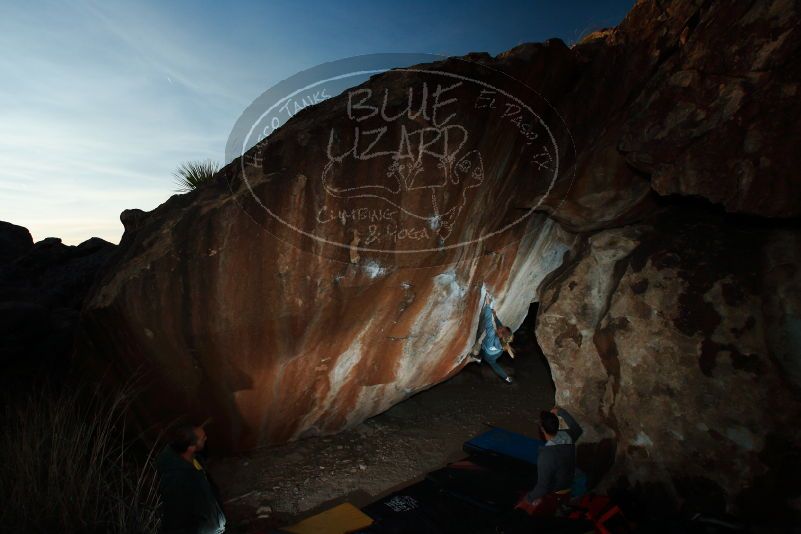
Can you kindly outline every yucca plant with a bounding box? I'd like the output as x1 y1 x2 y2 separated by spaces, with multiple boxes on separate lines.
173 159 220 192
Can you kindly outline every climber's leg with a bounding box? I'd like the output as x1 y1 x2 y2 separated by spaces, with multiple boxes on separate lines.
483 350 509 381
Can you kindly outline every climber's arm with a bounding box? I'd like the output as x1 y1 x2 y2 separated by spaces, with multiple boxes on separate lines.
554 407 583 443
483 292 505 335
491 308 504 329
481 302 494 333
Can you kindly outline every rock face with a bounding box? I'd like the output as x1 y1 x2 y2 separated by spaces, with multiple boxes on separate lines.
76 0 800 518
490 0 801 229
0 223 116 391
536 206 801 518
617 1 801 217
80 196 576 449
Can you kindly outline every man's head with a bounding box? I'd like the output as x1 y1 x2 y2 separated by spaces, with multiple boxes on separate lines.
539 410 559 439
170 424 207 458
498 326 513 344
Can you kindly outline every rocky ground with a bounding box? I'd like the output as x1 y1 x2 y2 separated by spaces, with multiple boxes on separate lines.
209 327 554 533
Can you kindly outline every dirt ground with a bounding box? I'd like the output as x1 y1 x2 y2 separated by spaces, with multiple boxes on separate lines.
209 329 554 533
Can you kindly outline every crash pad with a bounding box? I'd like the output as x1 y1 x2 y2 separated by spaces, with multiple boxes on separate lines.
282 502 373 534
360 479 497 534
463 427 543 467
361 480 440 526
426 458 535 512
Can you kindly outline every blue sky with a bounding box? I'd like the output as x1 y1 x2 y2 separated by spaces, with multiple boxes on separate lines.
0 0 633 244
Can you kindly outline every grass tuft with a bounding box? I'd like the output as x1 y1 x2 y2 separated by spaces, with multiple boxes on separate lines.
0 384 161 532
173 159 220 192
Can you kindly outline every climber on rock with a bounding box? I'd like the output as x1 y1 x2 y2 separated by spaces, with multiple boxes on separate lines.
469 292 516 383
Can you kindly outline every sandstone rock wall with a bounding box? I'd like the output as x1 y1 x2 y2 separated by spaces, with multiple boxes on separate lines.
536 206 801 517
80 194 575 450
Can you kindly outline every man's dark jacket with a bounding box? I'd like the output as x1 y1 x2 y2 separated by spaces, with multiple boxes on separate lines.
156 445 226 534
527 408 583 501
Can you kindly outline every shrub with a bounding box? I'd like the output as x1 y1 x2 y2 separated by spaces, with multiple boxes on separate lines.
0 385 161 532
173 159 220 192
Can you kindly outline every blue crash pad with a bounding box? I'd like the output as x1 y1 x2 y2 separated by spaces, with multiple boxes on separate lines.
463 427 543 467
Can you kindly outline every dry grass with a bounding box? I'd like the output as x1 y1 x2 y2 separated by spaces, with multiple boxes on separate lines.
0 384 161 532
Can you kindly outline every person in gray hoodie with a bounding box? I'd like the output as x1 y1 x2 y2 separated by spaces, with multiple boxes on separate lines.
156 424 226 534
516 407 583 516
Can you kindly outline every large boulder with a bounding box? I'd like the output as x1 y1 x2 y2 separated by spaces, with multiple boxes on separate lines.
78 29 591 452
536 205 801 518
79 188 576 449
